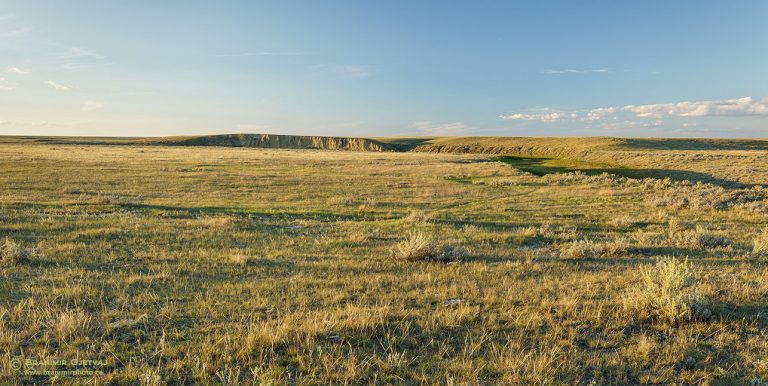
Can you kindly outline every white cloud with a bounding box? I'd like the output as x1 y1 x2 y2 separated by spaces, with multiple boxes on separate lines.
81 101 104 112
622 97 768 118
500 96 768 124
5 67 29 74
47 80 71 91
499 111 576 122
542 68 610 75
0 27 31 38
411 121 467 135
584 107 617 121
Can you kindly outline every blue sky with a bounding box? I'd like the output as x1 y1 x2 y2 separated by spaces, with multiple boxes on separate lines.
1 1 767 138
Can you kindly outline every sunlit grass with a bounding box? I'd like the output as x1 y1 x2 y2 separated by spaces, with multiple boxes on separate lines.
0 140 767 384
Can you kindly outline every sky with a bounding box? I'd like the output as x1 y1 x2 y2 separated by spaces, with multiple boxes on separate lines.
1 0 767 138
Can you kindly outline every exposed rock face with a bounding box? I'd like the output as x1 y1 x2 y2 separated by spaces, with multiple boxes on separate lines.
158 134 395 152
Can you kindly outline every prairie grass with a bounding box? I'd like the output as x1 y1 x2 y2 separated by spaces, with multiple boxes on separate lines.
0 139 767 384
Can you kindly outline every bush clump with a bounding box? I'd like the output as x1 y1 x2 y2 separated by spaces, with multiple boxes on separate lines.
1 237 32 265
403 210 434 225
390 232 466 263
559 239 597 259
668 227 731 249
624 256 709 325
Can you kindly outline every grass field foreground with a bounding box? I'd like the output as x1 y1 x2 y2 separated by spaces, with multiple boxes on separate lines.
1 141 768 384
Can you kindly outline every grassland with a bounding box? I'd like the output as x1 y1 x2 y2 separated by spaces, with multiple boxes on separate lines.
1 136 768 384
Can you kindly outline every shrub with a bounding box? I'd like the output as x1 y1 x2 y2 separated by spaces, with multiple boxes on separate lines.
559 239 596 259
1 237 32 265
596 237 632 257
624 256 709 325
390 232 466 262
403 210 434 225
753 229 768 254
651 182 764 211
668 227 731 249
487 178 517 187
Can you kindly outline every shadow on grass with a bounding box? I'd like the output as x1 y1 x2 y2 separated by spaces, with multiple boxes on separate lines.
122 203 372 222
376 137 436 151
710 301 768 328
494 156 751 188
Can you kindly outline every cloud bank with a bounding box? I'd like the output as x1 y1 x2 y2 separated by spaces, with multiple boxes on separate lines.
500 97 768 122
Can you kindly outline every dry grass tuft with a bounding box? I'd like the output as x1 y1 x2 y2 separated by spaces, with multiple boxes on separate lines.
228 250 253 266
559 239 596 259
667 217 684 233
624 256 709 325
390 232 466 262
1 238 32 265
53 309 93 344
753 228 768 254
596 238 632 257
668 227 731 249
608 215 639 228
403 209 435 225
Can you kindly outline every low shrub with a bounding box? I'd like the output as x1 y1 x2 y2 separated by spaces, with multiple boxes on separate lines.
1 237 32 265
390 232 466 263
596 237 632 257
624 256 709 325
559 239 596 259
403 210 434 225
668 227 731 249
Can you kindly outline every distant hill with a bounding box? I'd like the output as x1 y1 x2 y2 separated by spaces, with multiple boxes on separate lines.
377 136 768 155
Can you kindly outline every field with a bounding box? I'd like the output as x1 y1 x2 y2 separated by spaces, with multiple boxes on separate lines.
1 136 768 384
